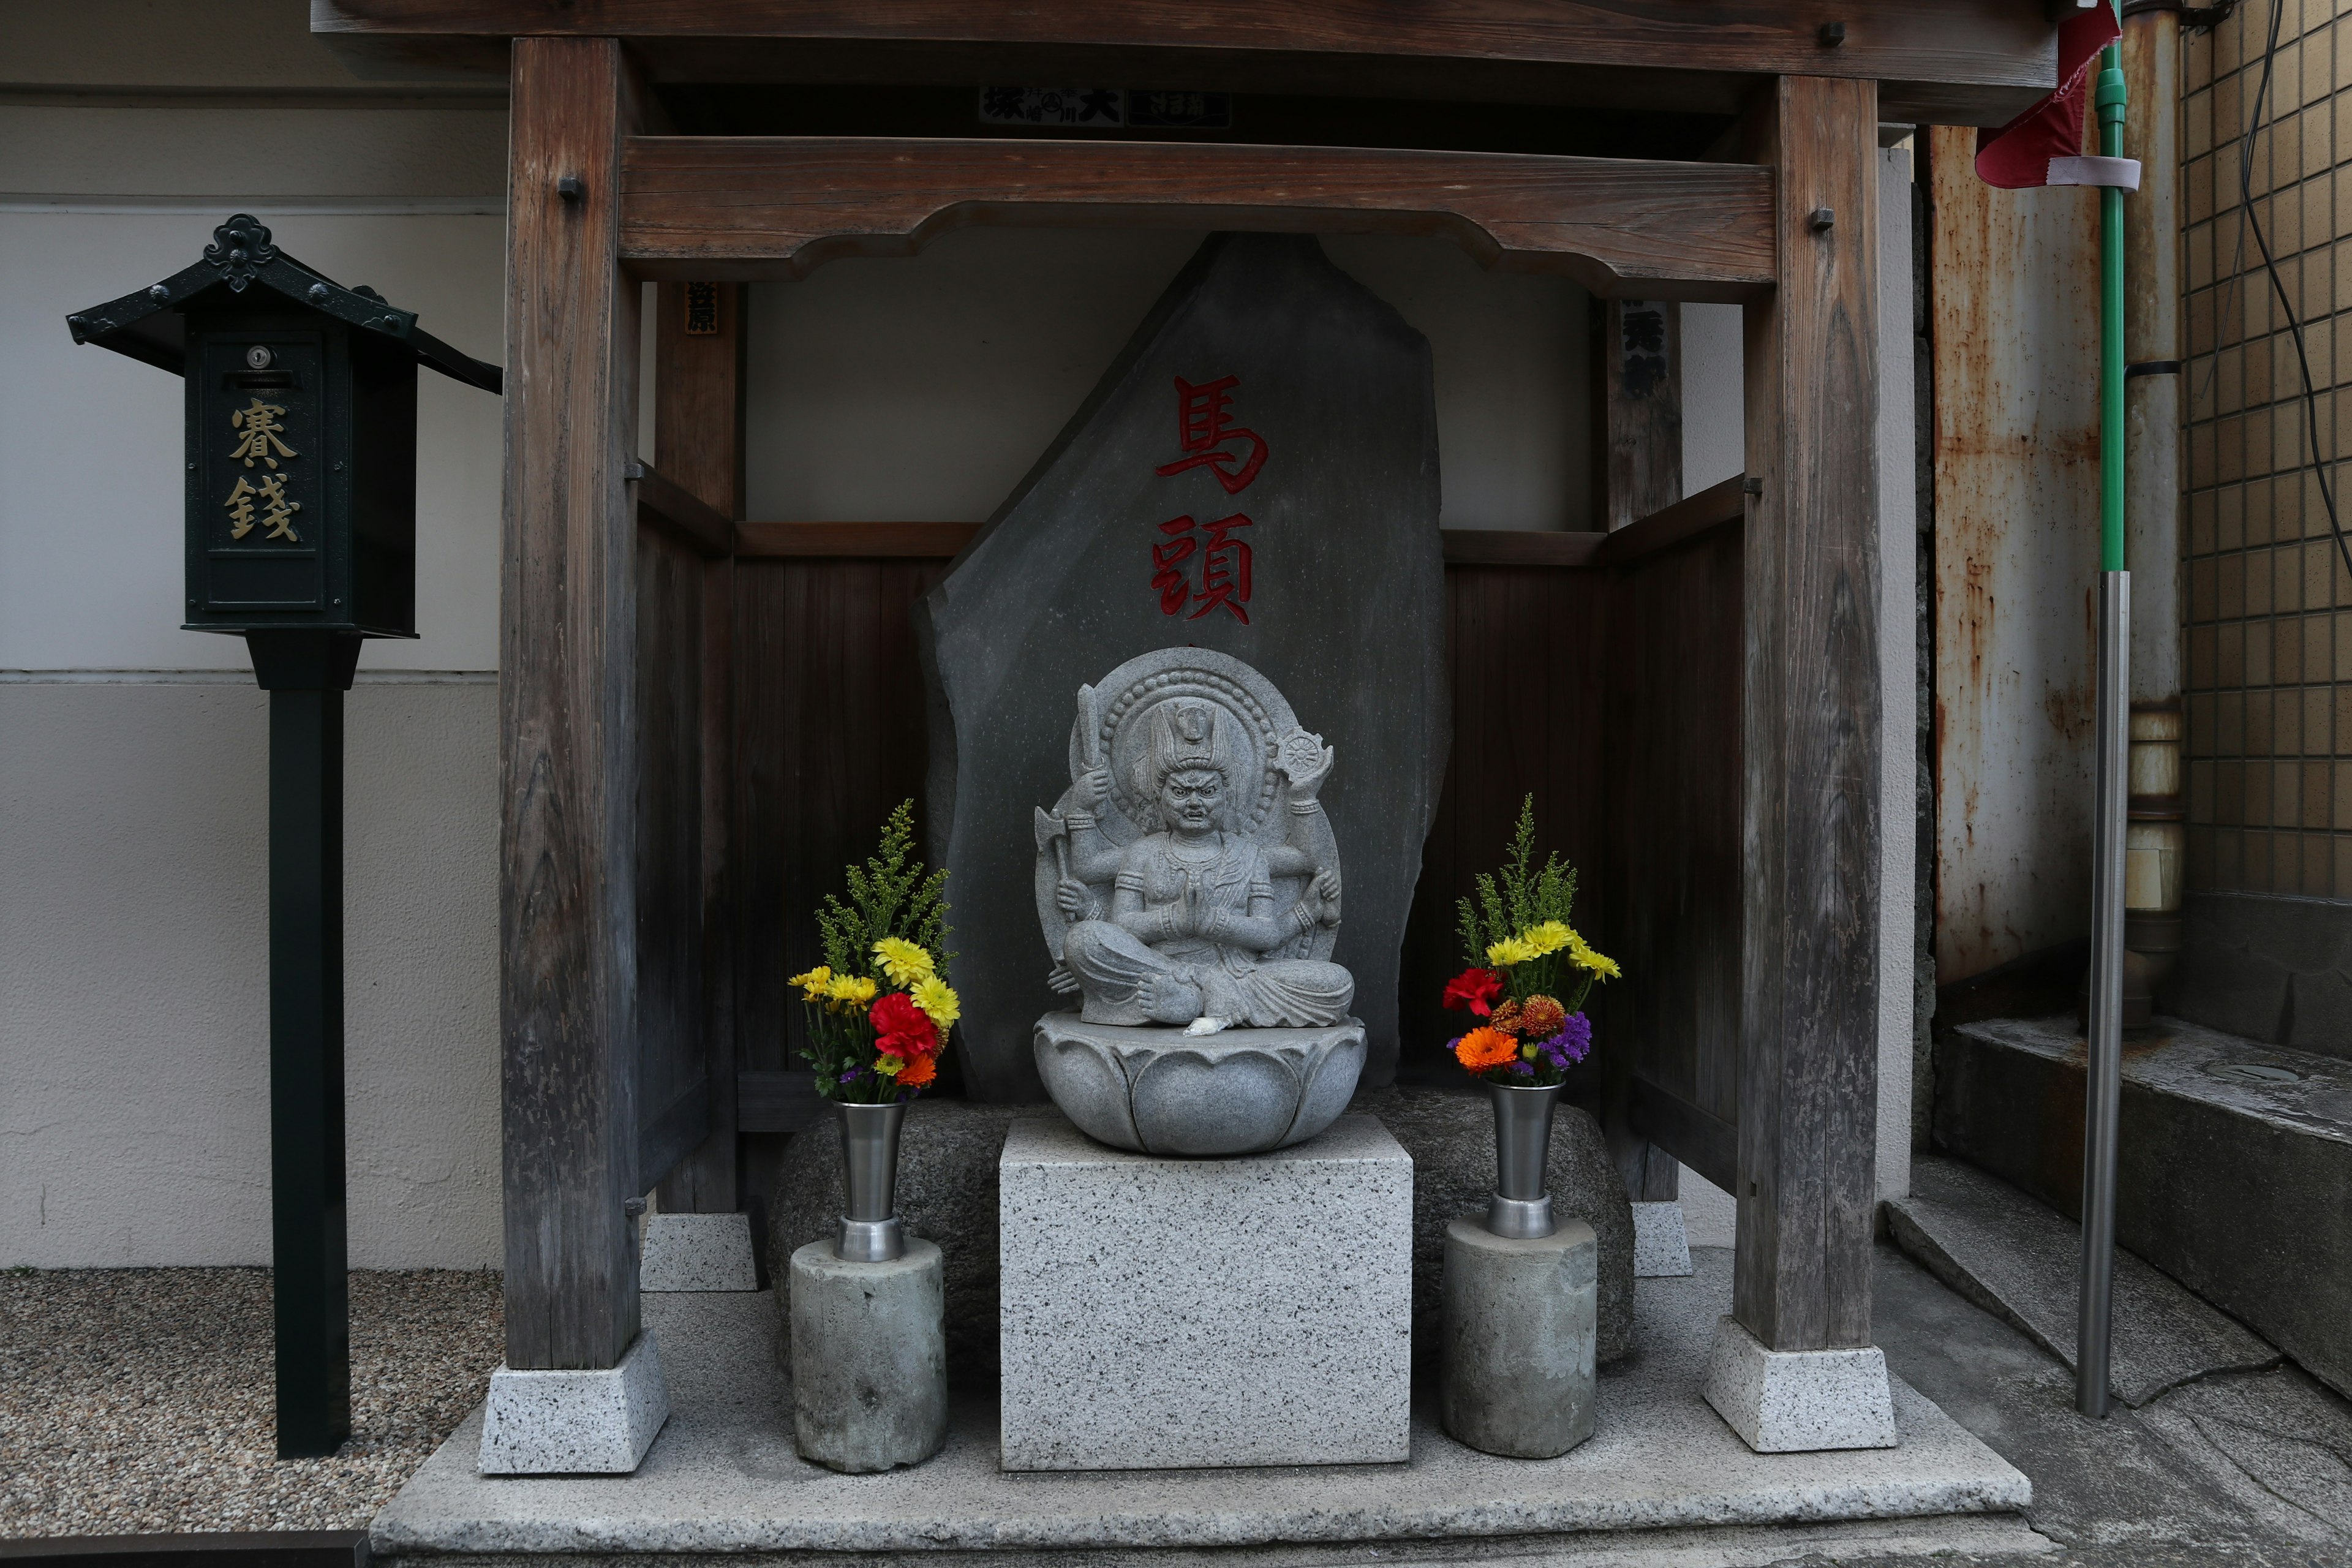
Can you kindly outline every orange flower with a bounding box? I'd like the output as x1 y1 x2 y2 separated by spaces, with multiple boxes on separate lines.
1453 1027 1518 1072
897 1052 938 1089
1517 994 1567 1039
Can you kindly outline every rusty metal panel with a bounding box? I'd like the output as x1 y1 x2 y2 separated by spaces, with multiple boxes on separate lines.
1929 125 2103 982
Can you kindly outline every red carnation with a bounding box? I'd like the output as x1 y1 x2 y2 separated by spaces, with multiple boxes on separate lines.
1441 967 1506 1017
869 990 940 1057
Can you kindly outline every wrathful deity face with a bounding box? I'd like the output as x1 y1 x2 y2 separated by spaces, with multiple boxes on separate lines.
1160 766 1226 835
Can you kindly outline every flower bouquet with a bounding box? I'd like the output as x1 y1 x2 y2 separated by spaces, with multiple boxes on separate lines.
788 801 959 1104
1441 796 1620 1086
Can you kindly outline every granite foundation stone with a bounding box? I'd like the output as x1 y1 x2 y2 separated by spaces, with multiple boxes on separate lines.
475 1330 669 1476
1701 1314 1899 1453
998 1114 1412 1469
639 1212 758 1292
788 1238 948 1473
1352 1082 1634 1363
1439 1215 1597 1458
1632 1200 1695 1277
768 1097 1031 1382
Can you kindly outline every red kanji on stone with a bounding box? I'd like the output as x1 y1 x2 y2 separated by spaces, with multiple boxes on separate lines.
1153 374 1267 495
1153 513 1253 624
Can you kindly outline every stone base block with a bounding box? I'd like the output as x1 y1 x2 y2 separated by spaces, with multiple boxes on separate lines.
999 1114 1412 1469
1701 1314 1899 1453
1439 1215 1597 1458
788 1238 948 1473
1632 1200 1695 1278
477 1331 669 1475
641 1212 760 1292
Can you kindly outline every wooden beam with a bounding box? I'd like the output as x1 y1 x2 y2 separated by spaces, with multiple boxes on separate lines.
650 281 747 1219
620 138 1776 301
1593 473 1747 567
1602 300 1684 530
735 521 976 558
1630 1077 1739 1198
1439 530 1605 568
313 2 2057 124
626 460 734 557
500 36 647 1371
1732 75 1882 1354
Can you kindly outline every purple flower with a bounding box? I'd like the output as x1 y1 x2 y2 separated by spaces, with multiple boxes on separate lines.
1537 1012 1593 1069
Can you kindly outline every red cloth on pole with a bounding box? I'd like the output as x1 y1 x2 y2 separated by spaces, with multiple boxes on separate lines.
1975 2 2122 189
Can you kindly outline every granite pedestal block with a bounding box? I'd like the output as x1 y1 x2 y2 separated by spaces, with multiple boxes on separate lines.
788 1238 948 1474
998 1114 1412 1469
1439 1216 1597 1458
640 1212 759 1292
477 1331 669 1475
1701 1314 1899 1453
1631 1200 1695 1278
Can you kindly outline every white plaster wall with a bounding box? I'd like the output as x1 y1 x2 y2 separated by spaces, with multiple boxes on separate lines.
1877 145 1920 1203
0 679 500 1268
747 229 1596 531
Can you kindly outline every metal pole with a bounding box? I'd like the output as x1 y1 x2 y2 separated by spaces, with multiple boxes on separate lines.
2078 40 2131 1421
251 630 361 1457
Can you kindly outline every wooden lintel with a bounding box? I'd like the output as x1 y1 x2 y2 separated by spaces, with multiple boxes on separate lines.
1629 1077 1739 1199
620 138 1776 301
313 2 2056 125
1594 473 1748 567
627 460 736 558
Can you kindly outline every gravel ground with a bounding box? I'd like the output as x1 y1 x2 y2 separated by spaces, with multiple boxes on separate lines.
0 1267 502 1537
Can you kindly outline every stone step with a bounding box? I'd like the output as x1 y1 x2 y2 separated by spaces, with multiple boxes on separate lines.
1932 1014 2352 1400
1885 1155 2277 1408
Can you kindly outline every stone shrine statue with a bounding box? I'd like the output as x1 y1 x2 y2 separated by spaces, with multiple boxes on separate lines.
1032 649 1366 1155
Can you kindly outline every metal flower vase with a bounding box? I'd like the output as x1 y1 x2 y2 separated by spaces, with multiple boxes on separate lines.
1486 1080 1561 1238
834 1101 905 1262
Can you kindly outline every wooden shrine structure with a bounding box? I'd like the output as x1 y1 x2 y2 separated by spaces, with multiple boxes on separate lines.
314 2 2057 1384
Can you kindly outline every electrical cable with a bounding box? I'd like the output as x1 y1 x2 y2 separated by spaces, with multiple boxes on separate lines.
2237 0 2352 589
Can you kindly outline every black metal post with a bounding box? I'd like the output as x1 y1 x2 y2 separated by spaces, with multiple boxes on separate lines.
249 630 363 1458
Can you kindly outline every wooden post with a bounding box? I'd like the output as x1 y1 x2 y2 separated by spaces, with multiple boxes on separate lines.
654 280 745 1218
1602 300 1683 532
500 35 646 1371
1735 76 1882 1354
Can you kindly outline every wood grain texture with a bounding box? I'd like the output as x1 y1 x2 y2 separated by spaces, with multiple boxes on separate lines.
737 1070 823 1135
627 461 733 557
619 137 1776 301
1605 517 1744 1196
736 521 978 558
1732 76 1882 1354
652 282 747 1218
633 526 708 1192
1440 530 1607 568
1594 474 1747 567
314 1 2057 124
1602 300 1683 530
499 36 644 1371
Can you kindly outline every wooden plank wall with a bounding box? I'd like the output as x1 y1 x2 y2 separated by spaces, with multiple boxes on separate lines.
728 552 1686 1104
1604 519 1745 1193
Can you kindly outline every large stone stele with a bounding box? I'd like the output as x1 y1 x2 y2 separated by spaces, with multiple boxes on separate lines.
918 232 1447 1102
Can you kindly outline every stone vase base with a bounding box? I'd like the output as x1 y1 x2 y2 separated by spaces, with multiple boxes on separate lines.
788 1237 948 1473
1439 1215 1597 1458
1700 1314 1899 1453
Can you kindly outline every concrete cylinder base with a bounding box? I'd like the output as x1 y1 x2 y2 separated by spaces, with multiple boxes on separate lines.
787 1237 948 1473
1439 1215 1597 1458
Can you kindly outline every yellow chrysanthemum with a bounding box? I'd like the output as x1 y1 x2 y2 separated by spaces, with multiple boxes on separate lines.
873 937 936 987
911 975 961 1030
1485 935 1538 968
1568 929 1621 980
873 1054 905 1077
825 973 879 1010
1525 920 1573 957
790 965 834 1003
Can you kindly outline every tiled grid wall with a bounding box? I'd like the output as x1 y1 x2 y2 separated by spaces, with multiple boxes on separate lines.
2184 4 2352 895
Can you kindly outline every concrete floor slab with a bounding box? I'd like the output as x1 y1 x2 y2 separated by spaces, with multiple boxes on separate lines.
1886 1155 2278 1407
370 1252 2027 1560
